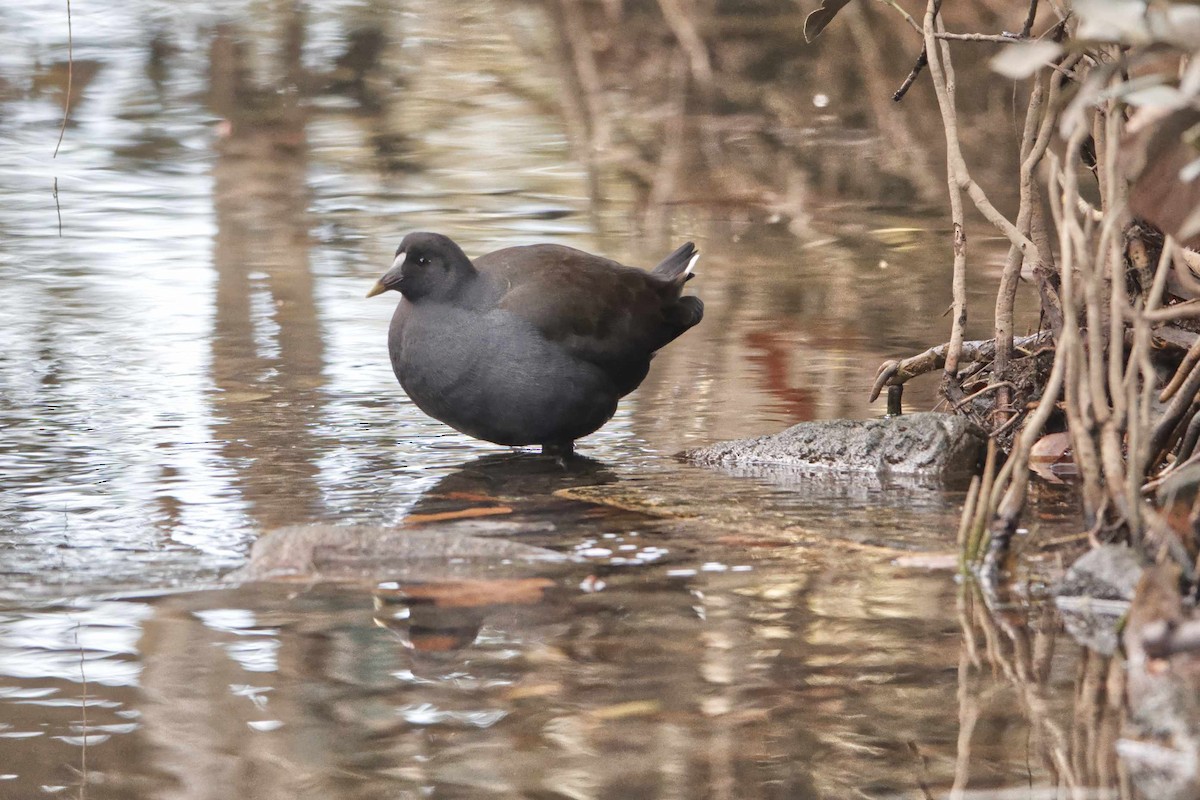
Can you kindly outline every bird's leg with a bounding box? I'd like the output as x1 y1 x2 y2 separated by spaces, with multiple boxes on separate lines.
541 440 575 460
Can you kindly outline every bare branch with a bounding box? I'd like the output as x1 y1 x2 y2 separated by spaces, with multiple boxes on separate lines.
873 0 922 34
54 0 73 158
870 332 1052 401
892 47 927 102
934 32 1025 43
1020 0 1039 38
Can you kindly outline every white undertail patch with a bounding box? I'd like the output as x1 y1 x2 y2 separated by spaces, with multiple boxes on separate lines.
685 252 700 275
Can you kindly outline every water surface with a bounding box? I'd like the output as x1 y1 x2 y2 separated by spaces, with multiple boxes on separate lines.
0 2 1107 798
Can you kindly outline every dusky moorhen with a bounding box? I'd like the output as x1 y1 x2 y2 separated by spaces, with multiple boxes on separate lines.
367 232 703 455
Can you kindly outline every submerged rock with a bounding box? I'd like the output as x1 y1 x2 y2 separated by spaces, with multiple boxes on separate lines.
1121 563 1200 800
681 412 985 485
1055 545 1144 655
1156 460 1200 537
1058 544 1145 601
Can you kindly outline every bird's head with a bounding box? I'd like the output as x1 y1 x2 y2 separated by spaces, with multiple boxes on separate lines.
366 232 476 303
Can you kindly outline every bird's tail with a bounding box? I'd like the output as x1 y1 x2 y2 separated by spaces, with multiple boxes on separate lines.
652 242 699 282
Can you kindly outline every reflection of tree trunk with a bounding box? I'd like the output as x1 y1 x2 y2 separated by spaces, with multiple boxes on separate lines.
136 594 351 799
208 13 326 531
544 0 611 238
538 1 983 239
137 603 291 800
843 3 943 203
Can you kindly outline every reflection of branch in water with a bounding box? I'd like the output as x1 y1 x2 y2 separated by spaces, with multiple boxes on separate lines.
53 0 73 159
843 3 941 201
538 1 998 239
658 0 713 94
950 582 1132 797
949 644 982 800
555 0 611 152
74 614 88 800
542 0 611 238
644 53 689 241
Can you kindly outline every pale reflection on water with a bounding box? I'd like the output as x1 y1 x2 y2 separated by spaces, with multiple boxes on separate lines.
0 1 1098 798
0 567 1089 799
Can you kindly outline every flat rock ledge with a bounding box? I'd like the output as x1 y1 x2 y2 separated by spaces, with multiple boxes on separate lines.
681 412 986 486
228 524 569 584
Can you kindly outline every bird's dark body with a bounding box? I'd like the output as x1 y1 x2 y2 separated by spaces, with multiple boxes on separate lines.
374 235 703 452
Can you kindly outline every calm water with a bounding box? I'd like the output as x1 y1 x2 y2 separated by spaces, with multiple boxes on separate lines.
0 2 1115 798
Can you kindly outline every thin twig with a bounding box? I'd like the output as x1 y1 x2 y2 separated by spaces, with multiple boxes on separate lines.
993 59 1050 422
871 332 1051 400
1020 0 1039 37
968 440 999 563
53 178 63 237
875 0 922 34
988 342 1067 523
988 407 1026 440
1051 138 1107 525
1140 299 1200 323
955 381 1017 410
54 0 73 158
892 47 928 102
934 31 1026 43
957 475 982 573
1150 359 1200 460
73 616 88 799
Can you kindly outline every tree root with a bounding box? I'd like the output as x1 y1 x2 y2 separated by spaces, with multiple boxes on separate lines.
871 331 1052 403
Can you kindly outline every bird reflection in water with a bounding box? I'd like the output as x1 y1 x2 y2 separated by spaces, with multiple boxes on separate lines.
372 452 618 661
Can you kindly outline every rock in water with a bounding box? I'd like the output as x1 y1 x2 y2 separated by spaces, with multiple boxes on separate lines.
367 232 703 455
1055 544 1144 655
682 412 986 486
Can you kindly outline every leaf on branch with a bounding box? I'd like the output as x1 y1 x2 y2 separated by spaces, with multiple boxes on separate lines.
1031 431 1072 463
804 0 853 43
1123 84 1187 110
1123 107 1200 248
1075 0 1200 52
1059 63 1118 138
990 40 1064 79
1030 432 1074 483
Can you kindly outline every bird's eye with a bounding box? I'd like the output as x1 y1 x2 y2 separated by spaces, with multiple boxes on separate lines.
417 256 429 266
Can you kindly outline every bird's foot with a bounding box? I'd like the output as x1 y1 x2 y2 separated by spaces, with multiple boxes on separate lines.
540 441 575 463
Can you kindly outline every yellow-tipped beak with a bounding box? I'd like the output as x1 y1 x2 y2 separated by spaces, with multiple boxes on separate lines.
367 252 406 298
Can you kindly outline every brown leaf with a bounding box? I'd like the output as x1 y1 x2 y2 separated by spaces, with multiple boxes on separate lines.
377 577 555 608
804 0 853 43
715 534 793 548
588 700 662 720
405 506 513 525
1123 107 1200 248
503 682 562 701
891 552 959 570
1031 431 1073 463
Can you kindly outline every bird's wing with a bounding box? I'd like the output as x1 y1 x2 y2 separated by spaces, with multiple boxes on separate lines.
477 245 683 371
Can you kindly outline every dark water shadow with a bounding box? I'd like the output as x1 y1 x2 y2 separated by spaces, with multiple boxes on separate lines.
404 451 619 518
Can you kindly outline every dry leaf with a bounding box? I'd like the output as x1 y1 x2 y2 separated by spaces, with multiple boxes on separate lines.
405 506 513 525
1031 431 1073 463
803 0 852 43
588 700 662 720
377 577 554 608
891 552 959 570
